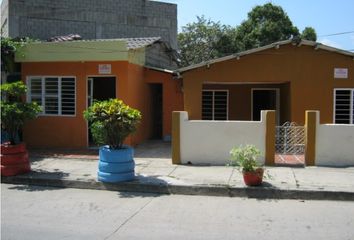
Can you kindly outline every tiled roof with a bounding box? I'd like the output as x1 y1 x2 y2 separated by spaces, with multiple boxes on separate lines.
47 34 83 42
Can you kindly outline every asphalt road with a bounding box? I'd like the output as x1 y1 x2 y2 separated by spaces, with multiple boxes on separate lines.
1 184 354 240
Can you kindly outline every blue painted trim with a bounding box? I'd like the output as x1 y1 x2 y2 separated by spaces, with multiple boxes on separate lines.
98 161 135 173
98 171 135 182
99 145 134 163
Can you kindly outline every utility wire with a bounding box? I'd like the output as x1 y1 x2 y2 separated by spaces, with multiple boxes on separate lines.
319 31 354 37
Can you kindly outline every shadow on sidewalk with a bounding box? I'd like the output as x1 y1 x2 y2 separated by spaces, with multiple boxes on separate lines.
100 174 170 198
116 191 162 198
6 184 65 192
3 169 70 192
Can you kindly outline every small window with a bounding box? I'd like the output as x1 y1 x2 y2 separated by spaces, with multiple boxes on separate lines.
202 90 228 120
334 89 354 124
28 76 76 116
61 78 76 115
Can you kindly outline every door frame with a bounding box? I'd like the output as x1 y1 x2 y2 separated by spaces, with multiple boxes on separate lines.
86 75 117 147
251 88 280 124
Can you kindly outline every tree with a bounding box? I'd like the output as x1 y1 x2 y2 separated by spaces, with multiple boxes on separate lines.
177 3 317 67
234 3 299 50
178 16 230 67
213 27 242 57
301 27 317 41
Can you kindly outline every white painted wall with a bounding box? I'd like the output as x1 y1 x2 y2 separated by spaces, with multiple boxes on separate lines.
316 123 354 166
179 111 266 165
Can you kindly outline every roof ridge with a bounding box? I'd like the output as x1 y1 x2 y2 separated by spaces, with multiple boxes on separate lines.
178 39 354 72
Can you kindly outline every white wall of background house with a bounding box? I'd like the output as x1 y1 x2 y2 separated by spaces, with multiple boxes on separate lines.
178 111 267 165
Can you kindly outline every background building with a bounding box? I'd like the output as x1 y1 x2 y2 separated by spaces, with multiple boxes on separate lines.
179 40 354 125
1 0 177 50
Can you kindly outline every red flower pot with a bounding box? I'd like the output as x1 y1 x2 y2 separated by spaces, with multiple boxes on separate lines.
1 163 31 176
242 168 264 186
1 142 27 154
1 142 31 176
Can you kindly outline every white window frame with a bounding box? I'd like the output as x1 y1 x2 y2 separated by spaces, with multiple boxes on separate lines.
27 76 76 117
202 89 229 120
333 88 354 124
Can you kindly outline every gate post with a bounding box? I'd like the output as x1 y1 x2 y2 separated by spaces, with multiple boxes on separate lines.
172 111 182 164
305 111 318 166
265 110 276 165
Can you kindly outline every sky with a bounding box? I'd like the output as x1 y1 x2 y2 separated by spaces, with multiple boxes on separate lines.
157 0 354 52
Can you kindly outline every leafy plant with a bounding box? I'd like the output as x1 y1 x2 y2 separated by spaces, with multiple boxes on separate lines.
83 99 142 149
1 81 42 145
1 37 33 73
229 145 262 172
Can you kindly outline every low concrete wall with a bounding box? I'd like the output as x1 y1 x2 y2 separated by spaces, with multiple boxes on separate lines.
178 111 267 165
316 122 354 166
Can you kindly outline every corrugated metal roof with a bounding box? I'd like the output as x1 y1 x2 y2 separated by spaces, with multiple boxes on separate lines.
124 37 162 49
178 39 354 73
46 35 161 50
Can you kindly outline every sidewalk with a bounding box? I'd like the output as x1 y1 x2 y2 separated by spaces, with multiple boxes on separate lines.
2 141 354 201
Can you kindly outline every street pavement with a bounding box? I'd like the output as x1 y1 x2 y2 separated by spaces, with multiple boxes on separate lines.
2 141 354 201
2 184 354 240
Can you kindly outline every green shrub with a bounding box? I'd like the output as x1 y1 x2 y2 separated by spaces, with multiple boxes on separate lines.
1 81 42 145
83 99 142 149
229 145 262 172
1 37 33 73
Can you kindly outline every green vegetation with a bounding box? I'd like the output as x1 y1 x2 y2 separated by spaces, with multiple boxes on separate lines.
1 37 34 73
229 145 262 172
83 99 142 149
178 3 317 67
0 81 42 145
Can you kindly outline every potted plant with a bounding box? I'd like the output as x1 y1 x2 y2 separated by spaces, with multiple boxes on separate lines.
229 145 264 186
1 81 41 176
83 99 141 183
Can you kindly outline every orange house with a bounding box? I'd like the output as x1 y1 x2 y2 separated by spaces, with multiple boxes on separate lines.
16 38 183 148
178 39 354 125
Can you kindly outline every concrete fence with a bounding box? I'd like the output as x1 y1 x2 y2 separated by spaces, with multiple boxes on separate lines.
172 110 354 167
311 111 354 166
172 111 275 165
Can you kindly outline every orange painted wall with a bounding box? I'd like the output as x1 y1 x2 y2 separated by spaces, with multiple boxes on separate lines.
21 61 182 148
203 83 290 123
125 63 152 145
183 44 354 124
21 61 140 148
144 69 184 138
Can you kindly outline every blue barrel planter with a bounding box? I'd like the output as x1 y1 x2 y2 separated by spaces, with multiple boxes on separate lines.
97 145 135 183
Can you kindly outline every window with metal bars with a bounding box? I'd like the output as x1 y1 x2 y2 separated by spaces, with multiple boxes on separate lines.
202 90 228 120
27 76 76 116
334 89 354 124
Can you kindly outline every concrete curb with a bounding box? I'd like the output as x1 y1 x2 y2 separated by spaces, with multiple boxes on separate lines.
2 175 354 201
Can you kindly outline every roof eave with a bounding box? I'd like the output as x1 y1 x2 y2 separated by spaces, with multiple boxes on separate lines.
145 65 174 74
178 39 354 73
